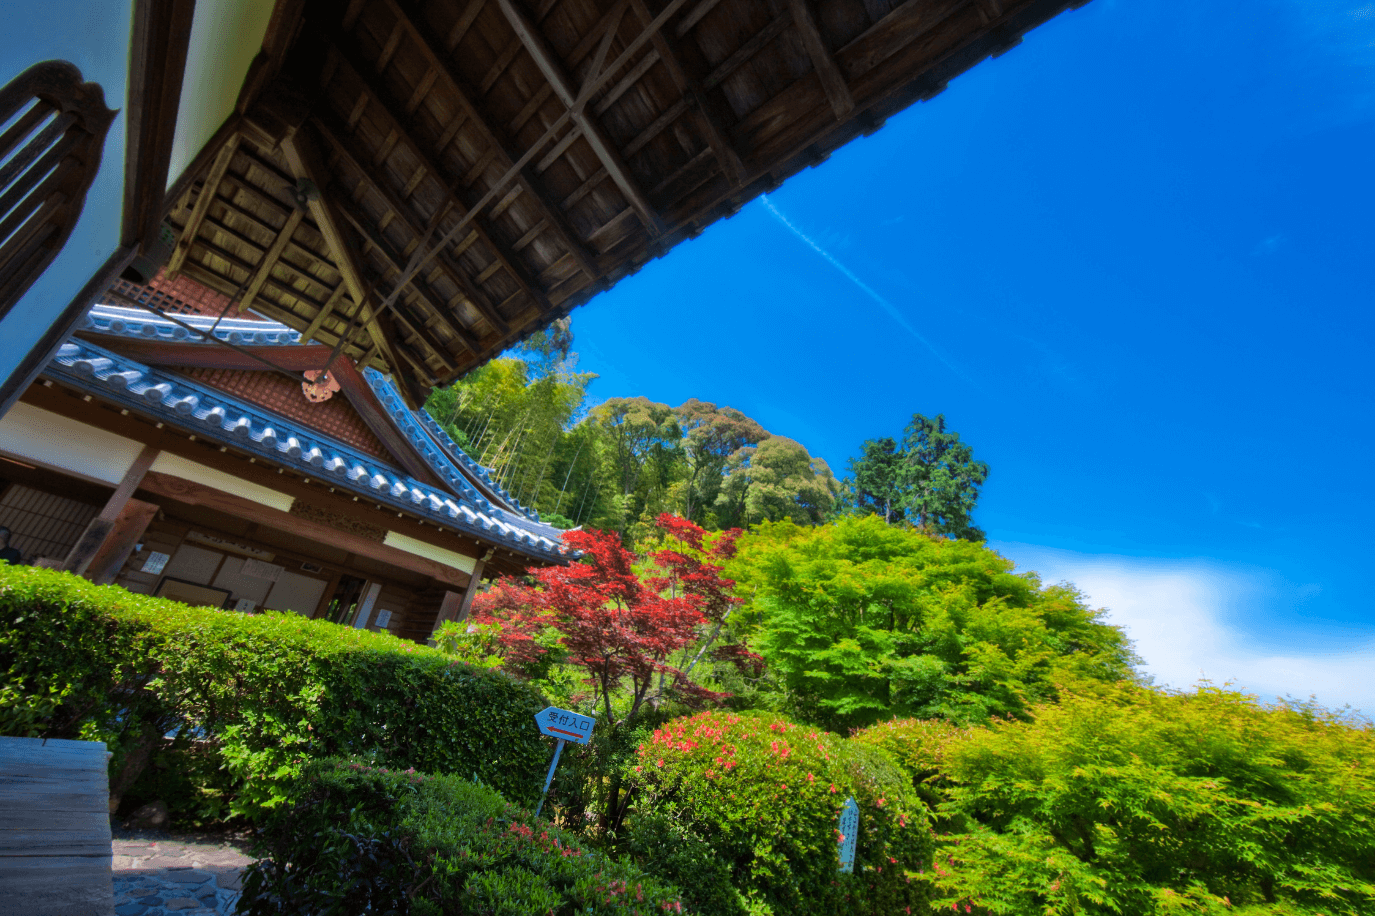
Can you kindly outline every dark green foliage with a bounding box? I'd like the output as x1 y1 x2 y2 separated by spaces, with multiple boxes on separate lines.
0 565 548 821
728 517 1138 731
240 758 686 916
844 436 905 524
617 814 746 916
629 711 933 916
932 684 1375 915
842 413 988 540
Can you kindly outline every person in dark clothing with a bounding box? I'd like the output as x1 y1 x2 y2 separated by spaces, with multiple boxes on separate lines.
0 526 23 565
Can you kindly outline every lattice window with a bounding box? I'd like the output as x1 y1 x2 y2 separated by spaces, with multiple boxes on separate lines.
0 483 100 564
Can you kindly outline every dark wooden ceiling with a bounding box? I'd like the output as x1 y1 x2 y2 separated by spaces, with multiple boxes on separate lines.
160 0 1089 407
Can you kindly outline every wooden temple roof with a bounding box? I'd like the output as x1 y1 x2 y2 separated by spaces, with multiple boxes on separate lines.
159 0 1088 407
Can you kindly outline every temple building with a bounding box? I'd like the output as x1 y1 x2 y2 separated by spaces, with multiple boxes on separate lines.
0 271 567 643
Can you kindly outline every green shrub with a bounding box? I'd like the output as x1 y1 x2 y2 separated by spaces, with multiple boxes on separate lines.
628 711 933 916
0 565 549 820
240 758 686 916
850 717 973 808
933 683 1375 915
617 813 746 916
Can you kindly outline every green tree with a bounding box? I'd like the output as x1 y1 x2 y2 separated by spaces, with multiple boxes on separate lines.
844 435 905 523
843 413 989 540
716 437 838 528
586 397 684 538
897 413 988 540
931 683 1375 915
672 399 768 526
728 516 1137 731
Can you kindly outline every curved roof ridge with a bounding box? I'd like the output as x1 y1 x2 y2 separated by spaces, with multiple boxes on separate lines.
87 302 303 345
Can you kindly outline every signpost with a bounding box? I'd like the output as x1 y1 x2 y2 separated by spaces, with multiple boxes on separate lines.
533 706 595 817
838 796 859 874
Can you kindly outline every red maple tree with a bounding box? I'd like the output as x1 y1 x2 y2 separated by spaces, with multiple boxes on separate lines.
470 514 755 729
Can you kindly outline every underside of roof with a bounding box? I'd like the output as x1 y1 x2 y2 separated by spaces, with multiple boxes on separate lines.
158 0 1087 407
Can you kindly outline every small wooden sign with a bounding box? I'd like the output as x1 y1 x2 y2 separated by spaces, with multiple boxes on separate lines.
838 796 859 873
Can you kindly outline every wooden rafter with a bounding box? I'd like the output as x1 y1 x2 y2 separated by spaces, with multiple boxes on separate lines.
493 0 666 237
788 0 854 120
627 0 743 186
302 281 348 344
325 42 553 321
278 125 419 406
331 186 479 358
314 114 506 338
166 132 240 277
238 206 304 314
376 0 599 282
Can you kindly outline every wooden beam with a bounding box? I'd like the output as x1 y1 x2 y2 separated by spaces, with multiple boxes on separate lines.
325 45 553 324
628 0 744 186
431 588 466 635
330 187 479 358
454 548 493 623
312 114 507 336
302 281 347 344
323 0 693 304
165 131 240 277
789 0 855 120
238 205 304 315
703 9 793 91
122 0 196 249
139 471 470 588
279 125 416 405
379 0 600 282
62 444 159 577
493 0 665 237
84 499 160 586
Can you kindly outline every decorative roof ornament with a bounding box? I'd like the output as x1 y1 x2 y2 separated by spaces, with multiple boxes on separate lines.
301 368 340 403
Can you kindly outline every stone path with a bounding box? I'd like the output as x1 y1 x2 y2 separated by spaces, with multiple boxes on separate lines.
111 836 253 916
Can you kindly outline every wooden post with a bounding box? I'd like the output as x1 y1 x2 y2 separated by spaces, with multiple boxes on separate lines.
62 445 159 578
83 498 159 586
455 548 494 623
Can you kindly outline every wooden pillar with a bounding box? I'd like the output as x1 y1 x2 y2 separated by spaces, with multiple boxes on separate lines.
62 445 159 579
83 499 160 586
454 548 494 624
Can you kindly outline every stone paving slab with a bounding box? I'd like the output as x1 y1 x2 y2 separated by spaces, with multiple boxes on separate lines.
111 836 252 916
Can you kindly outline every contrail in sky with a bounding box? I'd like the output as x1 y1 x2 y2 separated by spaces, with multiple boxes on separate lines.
760 195 966 379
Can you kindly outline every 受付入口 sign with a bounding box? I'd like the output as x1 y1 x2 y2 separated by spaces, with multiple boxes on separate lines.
838 796 859 873
536 706 595 745
533 707 596 818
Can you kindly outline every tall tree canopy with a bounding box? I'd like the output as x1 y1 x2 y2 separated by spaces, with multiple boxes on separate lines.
727 516 1138 731
673 399 768 526
424 325 835 543
844 412 990 540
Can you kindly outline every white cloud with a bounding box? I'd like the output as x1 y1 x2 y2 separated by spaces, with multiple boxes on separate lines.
990 542 1375 716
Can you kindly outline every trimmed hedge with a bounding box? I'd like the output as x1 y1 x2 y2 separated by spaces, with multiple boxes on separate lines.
0 565 549 817
627 711 934 916
240 758 686 916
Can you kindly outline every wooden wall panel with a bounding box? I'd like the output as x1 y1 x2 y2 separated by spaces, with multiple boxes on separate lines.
0 736 112 916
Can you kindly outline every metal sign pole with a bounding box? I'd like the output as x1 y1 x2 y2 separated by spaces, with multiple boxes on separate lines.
534 738 566 818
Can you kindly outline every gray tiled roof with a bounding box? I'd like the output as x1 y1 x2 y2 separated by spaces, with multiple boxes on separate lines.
45 332 569 563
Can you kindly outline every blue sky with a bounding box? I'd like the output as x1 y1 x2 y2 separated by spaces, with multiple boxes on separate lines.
570 0 1375 713
4 1 1372 712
